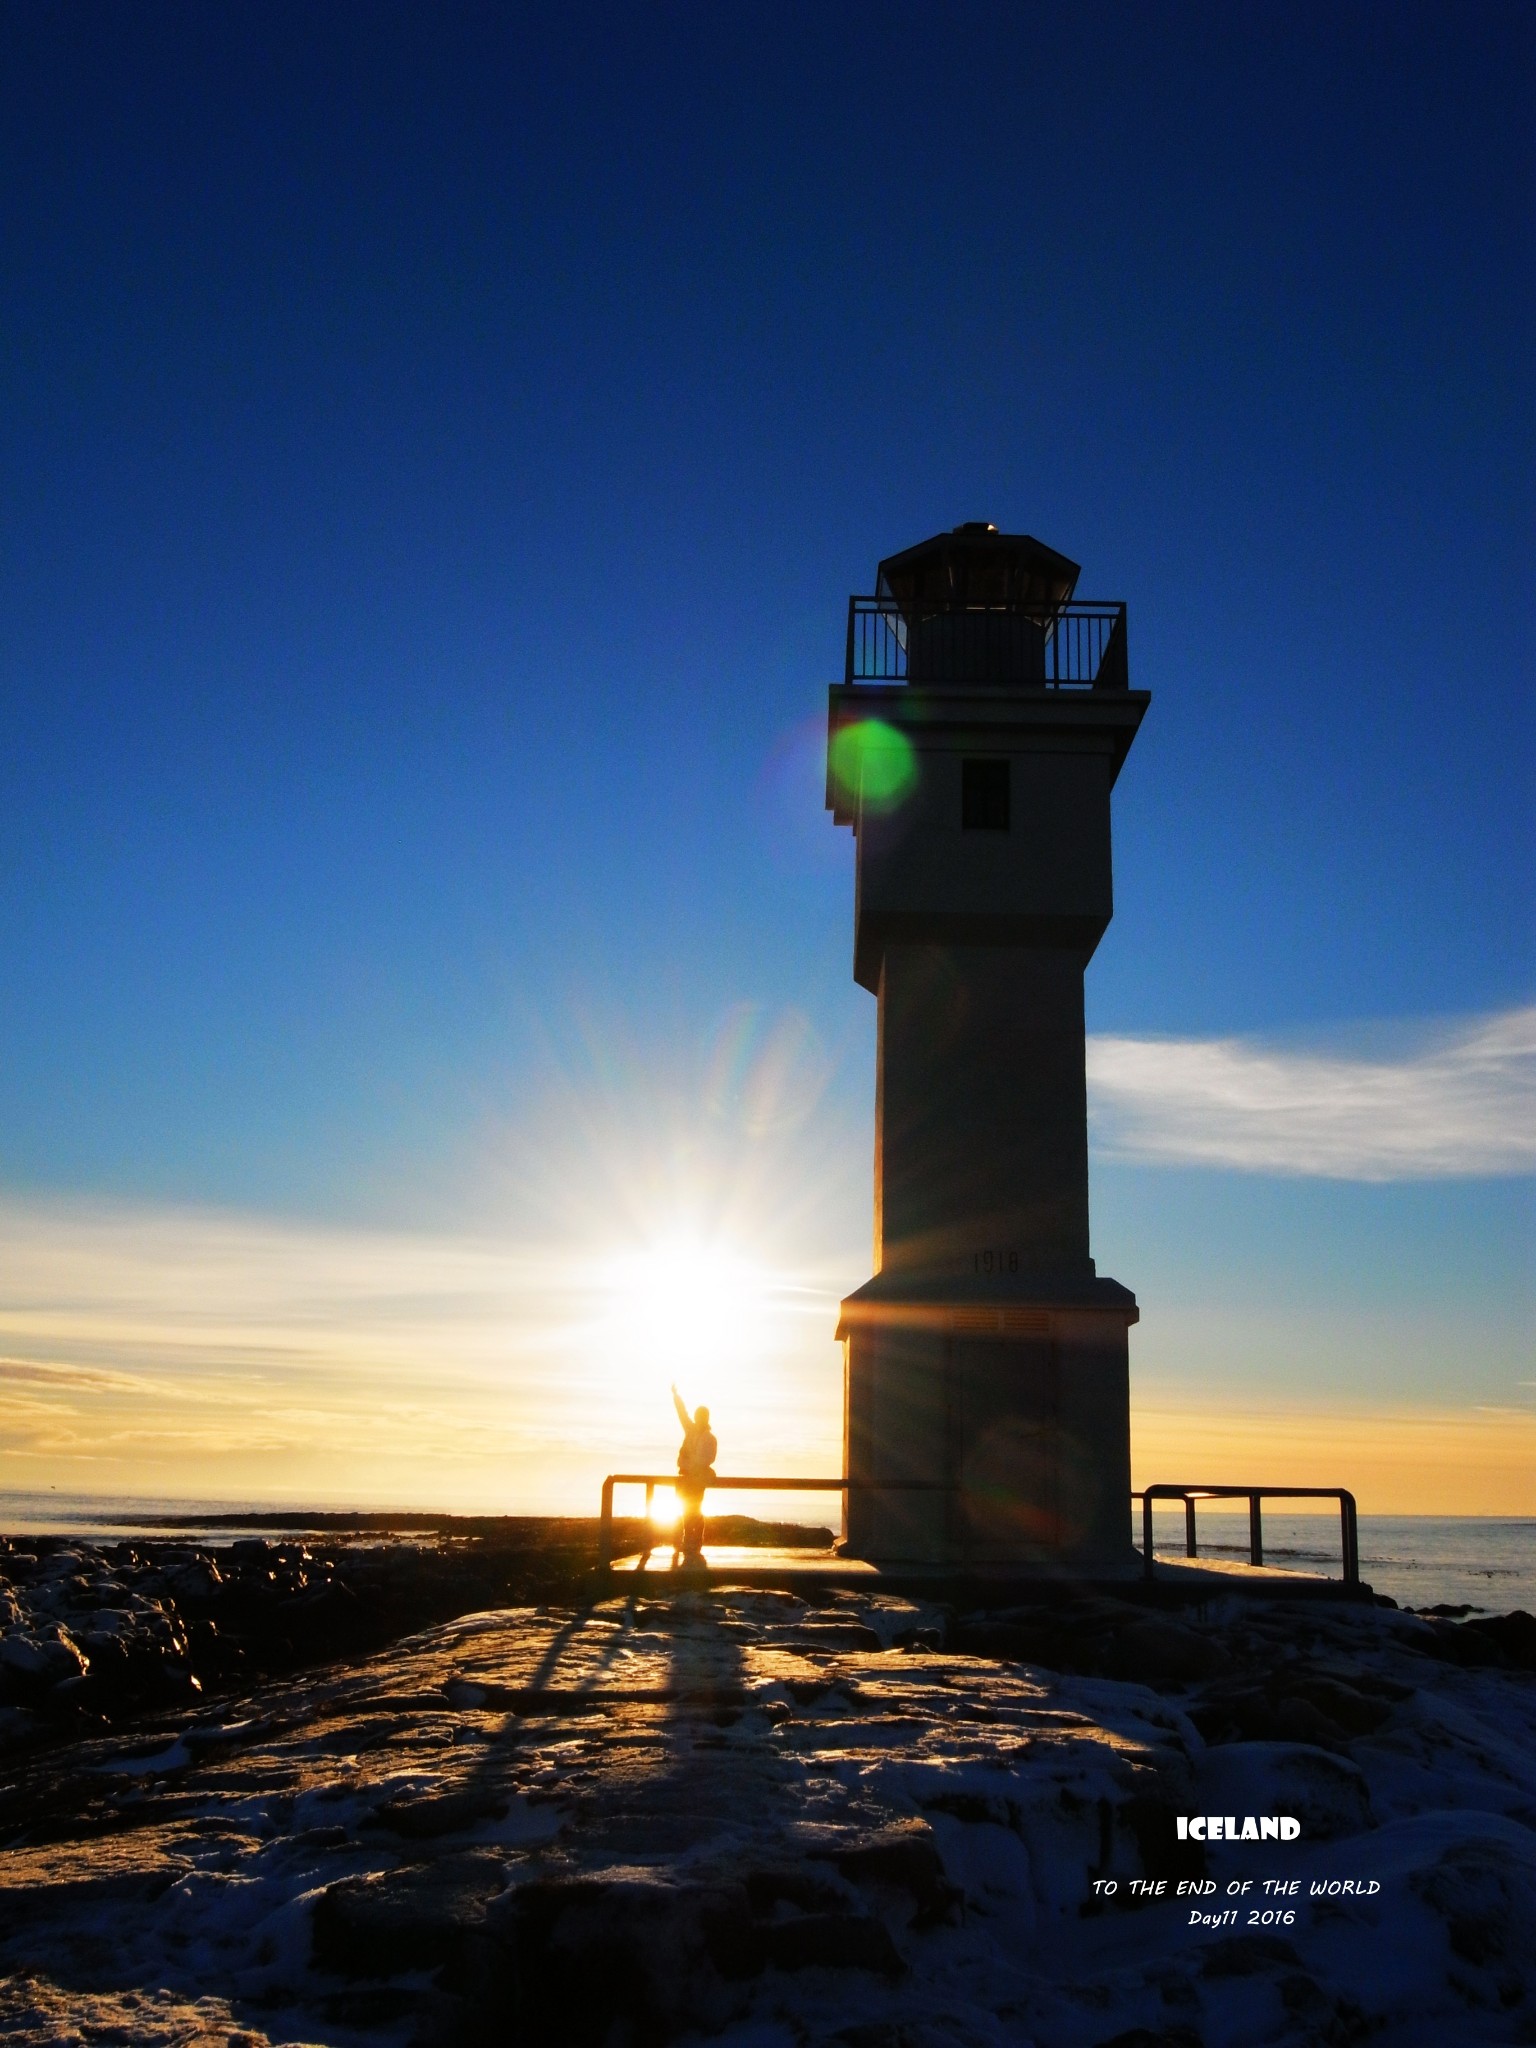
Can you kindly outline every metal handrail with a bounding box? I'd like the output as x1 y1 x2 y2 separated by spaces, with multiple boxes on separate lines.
597 1473 946 1567
845 596 1127 689
1135 1485 1359 1589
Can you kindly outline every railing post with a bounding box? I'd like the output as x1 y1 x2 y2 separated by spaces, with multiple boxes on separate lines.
1142 1491 1155 1581
845 598 857 684
1340 1490 1359 1589
1184 1495 1198 1558
599 1476 615 1568
1096 604 1128 690
1249 1493 1264 1568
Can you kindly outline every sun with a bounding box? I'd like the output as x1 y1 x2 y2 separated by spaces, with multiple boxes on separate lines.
596 1233 771 1394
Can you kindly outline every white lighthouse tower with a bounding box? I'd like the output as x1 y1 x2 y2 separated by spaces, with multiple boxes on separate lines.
828 524 1149 1572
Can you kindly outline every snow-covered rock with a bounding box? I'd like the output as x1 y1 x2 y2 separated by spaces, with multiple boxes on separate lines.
0 1585 1531 2045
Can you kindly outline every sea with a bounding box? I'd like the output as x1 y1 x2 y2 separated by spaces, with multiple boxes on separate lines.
1139 1505 1536 1614
1 1491 1533 1615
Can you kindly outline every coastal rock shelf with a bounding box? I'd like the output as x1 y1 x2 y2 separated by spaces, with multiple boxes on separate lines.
0 1528 639 1741
1 1583 1534 2046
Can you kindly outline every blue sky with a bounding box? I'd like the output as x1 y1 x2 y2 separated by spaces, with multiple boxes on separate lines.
0 3 1530 1509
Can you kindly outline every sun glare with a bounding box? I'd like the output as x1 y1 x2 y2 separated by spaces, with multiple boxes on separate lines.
597 1235 771 1403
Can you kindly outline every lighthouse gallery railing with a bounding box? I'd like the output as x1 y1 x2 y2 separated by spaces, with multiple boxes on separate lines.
846 597 1128 690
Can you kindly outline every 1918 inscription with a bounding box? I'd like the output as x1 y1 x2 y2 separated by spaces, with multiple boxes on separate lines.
973 1248 1020 1275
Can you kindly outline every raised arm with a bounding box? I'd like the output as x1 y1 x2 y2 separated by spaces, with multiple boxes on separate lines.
671 1384 691 1433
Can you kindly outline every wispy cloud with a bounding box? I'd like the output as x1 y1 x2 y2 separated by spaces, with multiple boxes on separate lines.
1088 1004 1536 1180
0 1193 850 1508
0 1002 1528 1509
0 1357 164 1394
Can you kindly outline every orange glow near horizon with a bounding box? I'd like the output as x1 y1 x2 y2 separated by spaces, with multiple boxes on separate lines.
0 1193 1529 1522
1131 1399 1536 1518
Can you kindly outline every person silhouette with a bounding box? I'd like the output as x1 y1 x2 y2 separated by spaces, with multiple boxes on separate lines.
671 1383 717 1566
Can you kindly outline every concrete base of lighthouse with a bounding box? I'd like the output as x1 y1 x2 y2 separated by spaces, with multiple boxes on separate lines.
838 1271 1139 1576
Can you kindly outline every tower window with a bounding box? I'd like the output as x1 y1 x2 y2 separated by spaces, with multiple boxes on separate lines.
962 758 1010 831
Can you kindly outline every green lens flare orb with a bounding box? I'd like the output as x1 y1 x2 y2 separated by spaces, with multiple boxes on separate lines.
827 719 917 812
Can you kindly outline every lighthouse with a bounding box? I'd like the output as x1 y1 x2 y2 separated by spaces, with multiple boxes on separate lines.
827 524 1149 1571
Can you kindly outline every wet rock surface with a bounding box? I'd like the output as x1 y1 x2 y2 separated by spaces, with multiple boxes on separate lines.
0 1579 1531 2046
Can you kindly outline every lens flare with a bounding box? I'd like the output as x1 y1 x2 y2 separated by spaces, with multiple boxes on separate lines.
827 718 917 814
704 1001 832 1137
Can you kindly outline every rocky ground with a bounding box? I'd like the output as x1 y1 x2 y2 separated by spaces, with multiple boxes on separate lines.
1 1552 1533 2048
0 1524 667 1743
0 1521 835 1744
